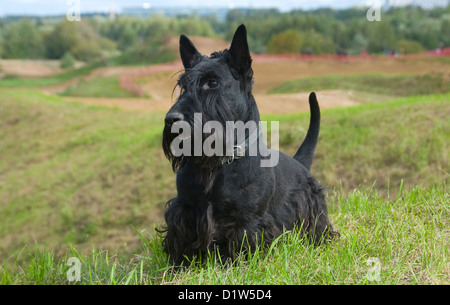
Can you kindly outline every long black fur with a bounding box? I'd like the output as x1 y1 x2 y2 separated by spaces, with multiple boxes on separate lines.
160 24 338 265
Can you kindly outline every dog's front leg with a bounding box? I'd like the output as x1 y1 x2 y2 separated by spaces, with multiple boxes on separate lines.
162 197 215 265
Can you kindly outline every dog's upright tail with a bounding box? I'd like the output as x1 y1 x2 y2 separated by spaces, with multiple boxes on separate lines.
293 92 320 171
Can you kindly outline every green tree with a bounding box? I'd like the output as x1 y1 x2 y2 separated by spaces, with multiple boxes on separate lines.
367 22 396 53
440 17 450 46
414 18 440 49
119 23 138 50
44 21 80 59
45 20 114 62
1 19 44 59
177 17 215 37
0 27 3 57
226 9 245 24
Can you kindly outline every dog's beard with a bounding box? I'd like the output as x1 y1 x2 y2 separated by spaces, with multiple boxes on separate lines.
162 124 185 172
162 122 228 172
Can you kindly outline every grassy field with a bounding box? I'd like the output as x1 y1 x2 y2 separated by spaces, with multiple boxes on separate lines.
0 54 449 284
272 93 450 192
0 48 176 88
0 84 448 284
1 185 448 284
59 76 141 98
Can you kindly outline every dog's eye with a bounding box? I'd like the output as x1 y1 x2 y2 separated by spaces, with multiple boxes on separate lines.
203 79 219 90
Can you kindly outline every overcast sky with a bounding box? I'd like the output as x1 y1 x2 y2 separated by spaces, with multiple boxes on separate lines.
0 0 374 16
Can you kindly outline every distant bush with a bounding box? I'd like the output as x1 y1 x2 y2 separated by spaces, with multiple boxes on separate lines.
395 39 424 54
266 29 336 55
301 30 336 54
109 45 176 66
267 30 303 54
60 51 76 69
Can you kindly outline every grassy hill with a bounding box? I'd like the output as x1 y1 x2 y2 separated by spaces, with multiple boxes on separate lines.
0 87 448 284
269 73 450 96
58 76 142 98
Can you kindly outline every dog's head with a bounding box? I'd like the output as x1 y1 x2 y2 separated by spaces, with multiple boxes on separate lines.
163 24 257 171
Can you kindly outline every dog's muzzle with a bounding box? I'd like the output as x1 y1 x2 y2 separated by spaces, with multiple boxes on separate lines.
165 112 184 127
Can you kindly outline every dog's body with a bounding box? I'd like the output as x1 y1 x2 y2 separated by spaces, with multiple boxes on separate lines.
161 25 338 265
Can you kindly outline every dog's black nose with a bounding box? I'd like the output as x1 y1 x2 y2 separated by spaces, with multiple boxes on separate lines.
165 112 184 126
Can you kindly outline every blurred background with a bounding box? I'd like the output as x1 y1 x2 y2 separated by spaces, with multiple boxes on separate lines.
0 0 449 262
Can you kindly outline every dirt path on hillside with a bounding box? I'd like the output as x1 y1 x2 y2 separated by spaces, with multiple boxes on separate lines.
0 59 63 77
254 90 359 113
59 58 363 114
41 65 146 94
58 53 449 114
62 89 359 114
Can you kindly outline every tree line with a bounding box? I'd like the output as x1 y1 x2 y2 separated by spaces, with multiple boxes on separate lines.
0 5 448 65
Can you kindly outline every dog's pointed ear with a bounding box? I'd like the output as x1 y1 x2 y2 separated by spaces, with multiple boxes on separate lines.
180 34 200 69
229 24 252 77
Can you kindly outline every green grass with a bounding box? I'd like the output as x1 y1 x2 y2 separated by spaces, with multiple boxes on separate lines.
268 73 450 96
265 93 450 192
1 185 448 284
58 76 141 98
0 87 448 284
0 88 169 260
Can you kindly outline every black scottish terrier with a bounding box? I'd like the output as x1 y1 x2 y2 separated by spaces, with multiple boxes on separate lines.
160 24 338 265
